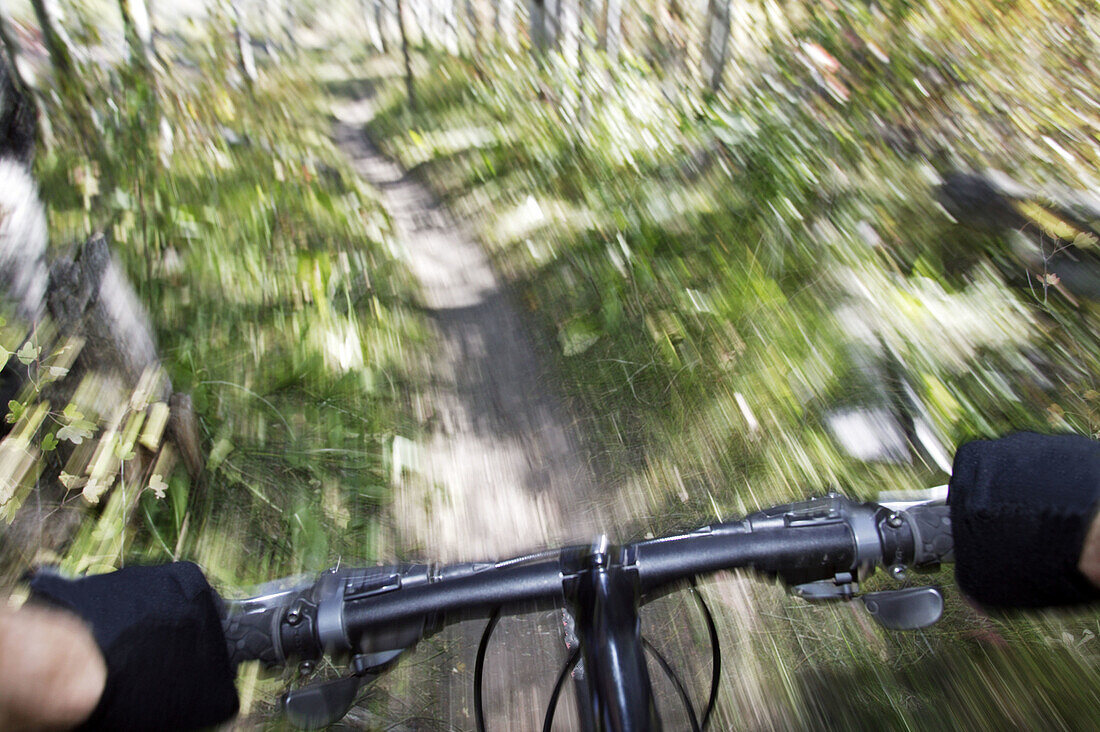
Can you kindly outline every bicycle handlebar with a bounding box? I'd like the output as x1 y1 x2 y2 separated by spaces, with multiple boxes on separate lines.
222 493 953 728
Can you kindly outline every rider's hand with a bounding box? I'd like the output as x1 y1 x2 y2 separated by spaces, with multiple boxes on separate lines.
948 432 1100 608
27 562 239 731
0 603 107 730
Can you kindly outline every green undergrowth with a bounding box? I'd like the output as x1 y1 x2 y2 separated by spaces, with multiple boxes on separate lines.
18 25 432 719
359 1 1100 725
29 13 426 632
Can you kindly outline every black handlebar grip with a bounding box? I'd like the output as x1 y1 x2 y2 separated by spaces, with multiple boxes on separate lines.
222 605 282 668
906 504 954 566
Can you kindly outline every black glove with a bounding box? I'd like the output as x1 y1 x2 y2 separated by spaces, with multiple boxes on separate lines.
28 562 239 731
948 432 1100 608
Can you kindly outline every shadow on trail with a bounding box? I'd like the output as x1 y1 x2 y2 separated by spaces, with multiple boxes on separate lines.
423 293 576 445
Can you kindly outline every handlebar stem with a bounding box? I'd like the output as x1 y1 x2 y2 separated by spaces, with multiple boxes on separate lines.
563 538 660 732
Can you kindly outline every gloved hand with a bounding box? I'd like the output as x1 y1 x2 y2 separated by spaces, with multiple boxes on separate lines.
28 562 239 731
948 432 1100 608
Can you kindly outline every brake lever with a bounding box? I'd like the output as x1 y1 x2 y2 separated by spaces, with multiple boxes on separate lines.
765 491 948 630
282 651 402 730
861 586 944 629
284 673 375 730
275 564 430 729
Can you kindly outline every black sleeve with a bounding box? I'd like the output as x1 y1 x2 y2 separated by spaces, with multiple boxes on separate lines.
948 432 1100 608
28 562 239 732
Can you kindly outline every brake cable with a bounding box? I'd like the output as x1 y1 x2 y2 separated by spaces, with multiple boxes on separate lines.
690 578 721 730
474 607 501 732
474 582 724 730
641 638 701 731
542 647 582 732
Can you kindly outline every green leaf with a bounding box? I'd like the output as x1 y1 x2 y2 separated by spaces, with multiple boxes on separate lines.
111 188 133 211
59 471 84 490
313 188 335 215
558 320 601 356
148 473 168 499
169 472 189 531
6 400 24 424
16 342 40 366
57 422 94 445
40 431 59 452
208 436 234 471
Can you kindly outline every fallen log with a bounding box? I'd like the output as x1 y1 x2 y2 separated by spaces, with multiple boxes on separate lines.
938 170 1100 304
0 56 202 580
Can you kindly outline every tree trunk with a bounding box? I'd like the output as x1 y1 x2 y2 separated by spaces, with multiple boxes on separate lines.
494 0 516 50
442 0 459 54
650 0 666 65
528 0 548 54
558 0 580 118
577 0 595 127
118 0 154 70
146 0 162 60
375 0 390 54
559 0 578 65
29 0 101 164
361 0 384 52
30 0 80 75
396 0 415 109
701 0 731 92
550 0 563 49
230 0 257 90
281 0 298 52
464 0 481 57
598 0 620 61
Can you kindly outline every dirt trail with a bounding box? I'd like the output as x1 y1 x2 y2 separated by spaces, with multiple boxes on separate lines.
332 97 606 730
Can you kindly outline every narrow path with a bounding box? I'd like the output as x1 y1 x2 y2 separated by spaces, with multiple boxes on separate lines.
332 97 605 730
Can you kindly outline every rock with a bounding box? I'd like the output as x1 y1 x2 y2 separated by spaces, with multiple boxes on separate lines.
0 158 47 323
48 234 167 398
0 57 206 579
938 172 1027 233
0 55 36 168
0 58 46 443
